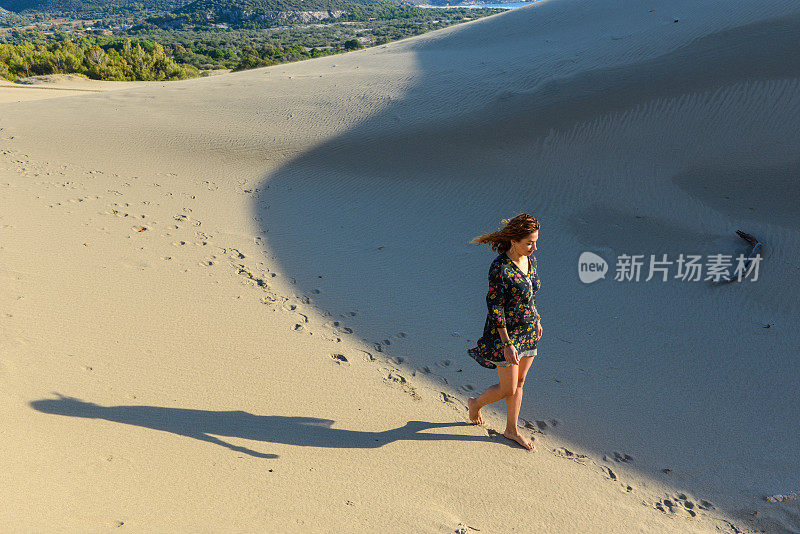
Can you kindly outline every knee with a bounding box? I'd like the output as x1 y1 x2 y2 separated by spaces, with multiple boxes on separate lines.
501 385 517 398
517 380 525 391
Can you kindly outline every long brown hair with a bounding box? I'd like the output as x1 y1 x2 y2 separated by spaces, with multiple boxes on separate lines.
470 213 540 253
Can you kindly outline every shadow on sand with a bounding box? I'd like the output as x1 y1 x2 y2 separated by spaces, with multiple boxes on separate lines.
30 394 487 458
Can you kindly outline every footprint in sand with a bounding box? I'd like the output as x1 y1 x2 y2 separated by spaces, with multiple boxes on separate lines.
259 295 280 306
611 451 634 463
522 420 538 432
172 214 201 227
554 447 588 463
323 320 353 334
461 384 475 392
437 359 452 368
677 496 695 511
532 419 560 433
668 493 704 516
654 497 697 517
105 208 129 218
382 370 421 400
329 353 349 365
455 522 481 534
383 370 406 384
234 265 269 289
656 497 690 516
440 392 457 403
602 465 617 481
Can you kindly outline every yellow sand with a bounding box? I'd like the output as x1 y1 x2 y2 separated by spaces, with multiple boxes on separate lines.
2 0 799 531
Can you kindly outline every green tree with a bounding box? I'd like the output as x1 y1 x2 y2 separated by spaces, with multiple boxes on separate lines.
343 38 361 51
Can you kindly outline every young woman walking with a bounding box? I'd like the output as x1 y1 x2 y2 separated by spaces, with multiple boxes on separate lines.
467 213 542 450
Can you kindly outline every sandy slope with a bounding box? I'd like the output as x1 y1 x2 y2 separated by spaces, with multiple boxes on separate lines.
1 0 799 532
0 74 162 103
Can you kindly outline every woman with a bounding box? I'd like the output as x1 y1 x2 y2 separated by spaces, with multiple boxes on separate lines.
466 213 542 451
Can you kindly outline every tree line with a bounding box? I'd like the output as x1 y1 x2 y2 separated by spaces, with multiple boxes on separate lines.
0 4 503 80
0 36 199 80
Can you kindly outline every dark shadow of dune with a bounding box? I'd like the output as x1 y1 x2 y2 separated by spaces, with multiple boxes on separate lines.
255 9 800 323
30 394 483 458
253 4 800 526
672 157 800 232
259 12 800 180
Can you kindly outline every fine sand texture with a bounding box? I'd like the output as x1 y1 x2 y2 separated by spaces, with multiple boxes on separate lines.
0 74 162 103
2 0 800 531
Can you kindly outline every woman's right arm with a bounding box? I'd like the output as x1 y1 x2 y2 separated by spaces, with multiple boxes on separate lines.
487 263 519 364
497 327 519 364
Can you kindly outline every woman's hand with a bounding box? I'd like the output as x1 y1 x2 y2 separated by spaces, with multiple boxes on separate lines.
537 320 543 341
503 344 519 365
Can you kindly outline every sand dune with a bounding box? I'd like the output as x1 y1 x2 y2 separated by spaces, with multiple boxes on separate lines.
0 74 162 103
2 0 799 531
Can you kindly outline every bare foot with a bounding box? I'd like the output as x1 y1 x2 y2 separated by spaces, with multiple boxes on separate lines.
467 397 483 425
503 429 533 450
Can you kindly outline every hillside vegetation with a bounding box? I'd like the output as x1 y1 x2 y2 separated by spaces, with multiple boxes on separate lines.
0 0 506 79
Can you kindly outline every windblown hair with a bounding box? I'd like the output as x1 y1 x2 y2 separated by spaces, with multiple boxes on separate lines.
470 213 540 253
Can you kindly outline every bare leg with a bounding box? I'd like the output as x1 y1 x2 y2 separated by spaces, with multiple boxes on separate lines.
503 388 531 450
468 384 500 425
468 366 518 426
506 387 523 430
503 355 535 450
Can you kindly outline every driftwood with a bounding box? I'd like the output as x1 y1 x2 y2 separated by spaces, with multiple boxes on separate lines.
713 230 763 284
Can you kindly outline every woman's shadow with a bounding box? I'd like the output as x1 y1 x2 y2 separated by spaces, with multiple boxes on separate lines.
30 394 482 458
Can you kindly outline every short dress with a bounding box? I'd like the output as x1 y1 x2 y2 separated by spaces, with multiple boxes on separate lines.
468 253 541 369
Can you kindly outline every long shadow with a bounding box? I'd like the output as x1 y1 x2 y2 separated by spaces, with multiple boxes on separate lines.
30 394 482 458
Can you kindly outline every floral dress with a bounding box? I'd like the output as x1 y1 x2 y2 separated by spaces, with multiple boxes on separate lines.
468 253 541 369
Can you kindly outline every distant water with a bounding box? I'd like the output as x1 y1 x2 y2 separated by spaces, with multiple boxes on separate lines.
424 1 538 9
